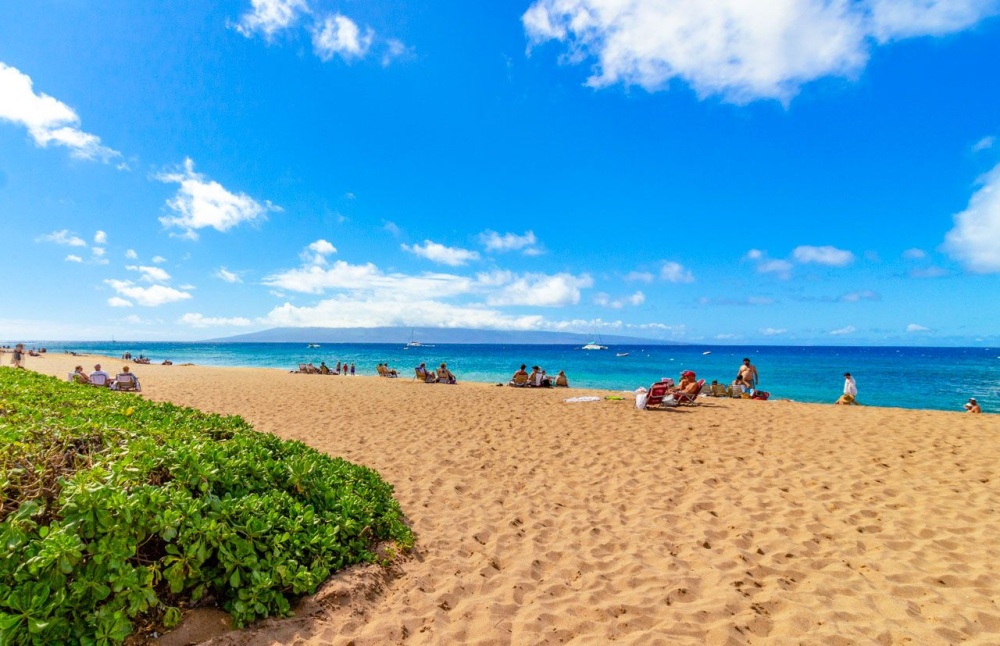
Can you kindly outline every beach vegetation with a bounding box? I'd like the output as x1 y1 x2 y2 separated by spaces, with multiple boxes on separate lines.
0 368 413 644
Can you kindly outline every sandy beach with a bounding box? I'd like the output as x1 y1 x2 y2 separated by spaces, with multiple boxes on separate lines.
20 353 1000 645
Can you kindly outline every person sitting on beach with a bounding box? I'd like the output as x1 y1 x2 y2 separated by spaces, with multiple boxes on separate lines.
319 361 330 375
71 365 91 385
306 362 319 374
527 366 543 387
111 366 141 391
416 362 437 383
89 364 110 387
385 363 398 377
555 370 569 387
162 360 172 366
670 371 698 395
731 374 749 397
509 364 530 386
965 398 981 414
436 363 457 384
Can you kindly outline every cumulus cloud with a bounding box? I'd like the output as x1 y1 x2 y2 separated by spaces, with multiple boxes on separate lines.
93 230 107 245
595 290 646 308
235 0 310 39
746 250 794 278
522 0 1000 103
300 239 337 265
402 240 481 266
906 323 930 332
126 265 171 283
660 261 695 283
105 280 192 307
37 229 86 247
478 230 540 254
180 313 254 328
486 272 593 307
152 256 167 264
0 62 120 161
215 267 243 283
125 249 138 259
792 245 855 266
312 14 373 61
107 297 133 307
65 255 83 263
157 158 278 240
943 163 1000 273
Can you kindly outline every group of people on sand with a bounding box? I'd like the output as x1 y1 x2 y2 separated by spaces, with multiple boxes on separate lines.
71 363 141 391
376 363 399 377
416 362 457 384
509 364 569 388
300 361 355 375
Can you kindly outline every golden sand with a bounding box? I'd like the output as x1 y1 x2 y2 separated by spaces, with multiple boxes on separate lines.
22 353 1000 645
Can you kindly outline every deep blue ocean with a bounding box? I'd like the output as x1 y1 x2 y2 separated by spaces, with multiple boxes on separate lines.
18 341 999 414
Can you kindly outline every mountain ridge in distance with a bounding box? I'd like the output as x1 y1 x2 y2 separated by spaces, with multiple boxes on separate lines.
206 327 685 346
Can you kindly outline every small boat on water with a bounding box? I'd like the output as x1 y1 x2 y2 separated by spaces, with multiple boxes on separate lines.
702 351 712 355
307 343 321 348
616 352 629 357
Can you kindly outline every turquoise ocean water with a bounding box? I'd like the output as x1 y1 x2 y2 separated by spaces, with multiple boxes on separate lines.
17 341 1000 414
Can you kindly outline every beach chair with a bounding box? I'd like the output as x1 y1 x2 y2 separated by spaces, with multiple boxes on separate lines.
414 367 437 383
672 380 706 406
711 383 727 397
112 373 140 392
643 382 677 409
509 373 530 387
90 373 109 387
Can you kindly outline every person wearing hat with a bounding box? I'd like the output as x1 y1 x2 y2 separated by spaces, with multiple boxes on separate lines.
965 398 981 414
670 370 699 396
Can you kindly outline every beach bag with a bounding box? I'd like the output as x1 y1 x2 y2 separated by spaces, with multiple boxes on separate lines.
635 393 648 410
752 391 770 401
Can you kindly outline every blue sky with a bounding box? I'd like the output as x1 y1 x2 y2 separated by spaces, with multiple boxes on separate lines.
1 0 998 345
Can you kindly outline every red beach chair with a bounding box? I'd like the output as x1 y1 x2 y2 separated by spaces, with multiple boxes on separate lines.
672 379 706 405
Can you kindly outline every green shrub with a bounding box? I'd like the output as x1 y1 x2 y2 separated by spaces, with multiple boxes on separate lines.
0 368 413 645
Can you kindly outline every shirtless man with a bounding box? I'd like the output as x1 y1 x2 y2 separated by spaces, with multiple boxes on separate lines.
965 398 981 414
738 358 758 389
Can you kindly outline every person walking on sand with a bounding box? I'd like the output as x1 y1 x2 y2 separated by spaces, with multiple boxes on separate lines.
965 398 981 414
738 358 759 389
836 372 859 405
11 344 25 368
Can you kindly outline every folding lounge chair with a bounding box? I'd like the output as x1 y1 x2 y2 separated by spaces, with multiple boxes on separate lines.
90 373 109 387
112 373 140 392
414 367 437 383
672 379 706 405
711 383 727 397
643 382 678 409
509 373 530 387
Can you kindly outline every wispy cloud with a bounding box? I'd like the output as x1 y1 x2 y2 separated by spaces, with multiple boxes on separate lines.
65 254 83 263
830 325 857 335
840 290 880 302
906 323 930 332
156 158 279 240
312 14 373 61
660 261 694 283
215 267 243 284
902 248 926 259
624 271 655 283
402 240 481 266
973 135 995 152
104 280 192 307
37 229 87 247
180 313 254 328
126 265 171 283
792 245 854 266
523 0 1000 103
0 62 120 162
759 327 787 336
479 230 540 254
595 290 645 308
943 162 1000 273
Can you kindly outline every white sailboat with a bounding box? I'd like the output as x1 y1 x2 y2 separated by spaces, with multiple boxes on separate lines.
405 329 434 349
581 331 608 351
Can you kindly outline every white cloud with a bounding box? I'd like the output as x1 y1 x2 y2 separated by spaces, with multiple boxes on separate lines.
973 135 995 152
943 163 1000 273
126 265 171 283
745 249 794 278
157 158 278 240
660 261 695 283
906 323 930 332
215 267 243 283
125 249 138 259
180 313 254 328
487 272 593 307
522 0 1000 103
402 240 481 266
595 290 645 309
792 245 855 266
308 239 336 255
902 247 926 259
478 230 539 253
0 62 120 161
93 230 107 244
910 266 949 278
105 280 192 307
312 14 373 61
383 221 402 237
298 239 337 266
759 327 788 336
151 256 167 264
840 290 880 302
107 297 133 308
37 229 87 247
625 271 655 283
65 255 83 263
830 325 857 335
92 247 105 257
382 39 410 66
235 0 310 39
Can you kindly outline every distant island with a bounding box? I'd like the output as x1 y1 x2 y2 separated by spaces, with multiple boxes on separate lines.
208 327 684 346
